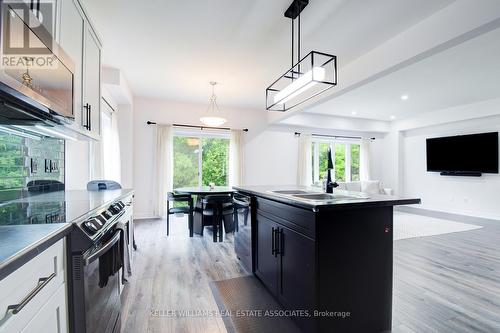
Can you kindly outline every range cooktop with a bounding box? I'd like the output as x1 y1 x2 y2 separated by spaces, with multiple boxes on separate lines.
0 200 65 225
0 189 133 225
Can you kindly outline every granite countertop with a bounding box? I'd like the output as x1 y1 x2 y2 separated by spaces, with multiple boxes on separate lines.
233 185 420 211
0 189 134 280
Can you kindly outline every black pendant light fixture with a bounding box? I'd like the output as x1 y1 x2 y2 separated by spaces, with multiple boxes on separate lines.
266 0 337 111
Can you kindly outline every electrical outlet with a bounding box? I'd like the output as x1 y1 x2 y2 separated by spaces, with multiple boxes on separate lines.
30 158 38 174
51 160 59 172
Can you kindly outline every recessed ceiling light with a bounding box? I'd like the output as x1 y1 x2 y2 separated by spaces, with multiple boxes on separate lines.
351 111 357 115
390 115 396 120
400 94 409 101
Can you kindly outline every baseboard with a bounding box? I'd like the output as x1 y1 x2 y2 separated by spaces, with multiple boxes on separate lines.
396 206 500 226
134 214 161 220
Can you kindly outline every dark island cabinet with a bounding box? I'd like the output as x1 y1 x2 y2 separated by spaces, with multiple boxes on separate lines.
253 196 394 333
255 212 280 293
255 207 316 332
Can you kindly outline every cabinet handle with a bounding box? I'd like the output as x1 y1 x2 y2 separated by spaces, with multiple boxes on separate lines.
83 103 91 130
271 227 276 255
88 104 92 131
6 272 56 315
274 228 281 257
279 229 284 256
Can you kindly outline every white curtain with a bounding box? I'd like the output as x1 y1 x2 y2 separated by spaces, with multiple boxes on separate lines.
229 129 244 186
100 105 121 183
297 134 312 186
90 140 103 180
360 138 371 181
154 124 173 217
108 111 122 182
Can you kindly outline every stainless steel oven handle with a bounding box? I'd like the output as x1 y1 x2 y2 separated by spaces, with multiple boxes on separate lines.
6 272 56 315
85 231 121 265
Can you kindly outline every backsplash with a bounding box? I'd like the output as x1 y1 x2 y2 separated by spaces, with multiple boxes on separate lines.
0 132 65 202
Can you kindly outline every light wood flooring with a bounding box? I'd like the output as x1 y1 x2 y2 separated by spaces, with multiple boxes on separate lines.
121 214 500 333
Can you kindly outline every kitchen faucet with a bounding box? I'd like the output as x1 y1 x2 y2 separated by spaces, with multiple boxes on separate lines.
326 147 339 193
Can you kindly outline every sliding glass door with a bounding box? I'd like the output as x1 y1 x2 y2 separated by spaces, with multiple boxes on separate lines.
173 133 229 188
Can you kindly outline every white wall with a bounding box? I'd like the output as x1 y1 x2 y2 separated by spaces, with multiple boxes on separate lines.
371 100 500 220
402 115 500 219
65 140 90 190
116 103 134 188
244 125 387 187
243 129 298 186
132 97 267 218
65 88 134 190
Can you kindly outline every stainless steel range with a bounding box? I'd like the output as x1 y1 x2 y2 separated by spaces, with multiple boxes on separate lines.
70 194 134 333
0 189 135 333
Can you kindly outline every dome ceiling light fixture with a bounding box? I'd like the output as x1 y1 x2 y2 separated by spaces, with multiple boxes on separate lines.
266 0 337 111
200 81 227 127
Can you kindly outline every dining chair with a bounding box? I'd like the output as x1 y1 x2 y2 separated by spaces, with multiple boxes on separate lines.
233 194 250 232
166 192 193 236
201 195 234 242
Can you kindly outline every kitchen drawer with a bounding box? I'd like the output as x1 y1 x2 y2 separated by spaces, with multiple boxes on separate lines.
0 239 66 331
256 198 316 239
22 283 68 333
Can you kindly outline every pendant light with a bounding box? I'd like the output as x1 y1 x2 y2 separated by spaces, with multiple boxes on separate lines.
266 0 337 111
200 81 227 127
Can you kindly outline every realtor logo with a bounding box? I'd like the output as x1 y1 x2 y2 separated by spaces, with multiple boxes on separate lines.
2 0 56 73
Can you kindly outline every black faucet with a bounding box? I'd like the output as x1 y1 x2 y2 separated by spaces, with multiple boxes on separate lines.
326 147 339 193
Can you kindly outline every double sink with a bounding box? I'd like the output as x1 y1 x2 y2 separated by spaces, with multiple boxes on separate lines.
270 189 369 202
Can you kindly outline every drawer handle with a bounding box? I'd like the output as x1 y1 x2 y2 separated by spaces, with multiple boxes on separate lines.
6 272 56 315
271 227 276 256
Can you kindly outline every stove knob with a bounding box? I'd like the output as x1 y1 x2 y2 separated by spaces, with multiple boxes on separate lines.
93 217 103 227
109 204 121 215
83 220 98 235
102 211 112 219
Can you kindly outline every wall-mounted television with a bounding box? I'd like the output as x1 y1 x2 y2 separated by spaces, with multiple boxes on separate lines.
426 132 499 176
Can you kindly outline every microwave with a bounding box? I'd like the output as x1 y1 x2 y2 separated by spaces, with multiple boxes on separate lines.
0 0 74 125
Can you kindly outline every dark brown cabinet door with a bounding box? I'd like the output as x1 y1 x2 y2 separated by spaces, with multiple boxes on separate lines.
255 213 279 294
278 225 316 312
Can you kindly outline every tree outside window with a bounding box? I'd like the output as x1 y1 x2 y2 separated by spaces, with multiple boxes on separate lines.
312 140 362 183
173 135 229 189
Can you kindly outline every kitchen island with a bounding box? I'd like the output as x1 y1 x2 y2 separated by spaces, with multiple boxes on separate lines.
233 185 420 333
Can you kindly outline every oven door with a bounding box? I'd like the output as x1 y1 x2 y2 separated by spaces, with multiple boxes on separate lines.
83 230 121 333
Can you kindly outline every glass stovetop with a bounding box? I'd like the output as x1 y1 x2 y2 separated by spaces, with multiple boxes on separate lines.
0 189 133 225
0 200 66 225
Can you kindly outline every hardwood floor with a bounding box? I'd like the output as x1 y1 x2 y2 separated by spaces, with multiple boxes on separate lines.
392 215 500 333
121 216 248 333
122 214 500 333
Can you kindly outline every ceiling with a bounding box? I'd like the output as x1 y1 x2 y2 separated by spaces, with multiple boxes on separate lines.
84 0 454 109
303 26 500 121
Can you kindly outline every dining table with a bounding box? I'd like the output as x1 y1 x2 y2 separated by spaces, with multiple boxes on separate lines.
174 186 235 196
174 186 236 236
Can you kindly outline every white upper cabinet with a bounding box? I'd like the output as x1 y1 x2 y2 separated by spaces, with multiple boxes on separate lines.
59 0 84 132
83 24 102 137
58 0 102 140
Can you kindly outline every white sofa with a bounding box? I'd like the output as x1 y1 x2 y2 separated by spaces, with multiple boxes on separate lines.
336 180 393 195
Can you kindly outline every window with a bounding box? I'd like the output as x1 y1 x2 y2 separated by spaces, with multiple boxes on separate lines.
312 139 361 183
173 132 229 188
